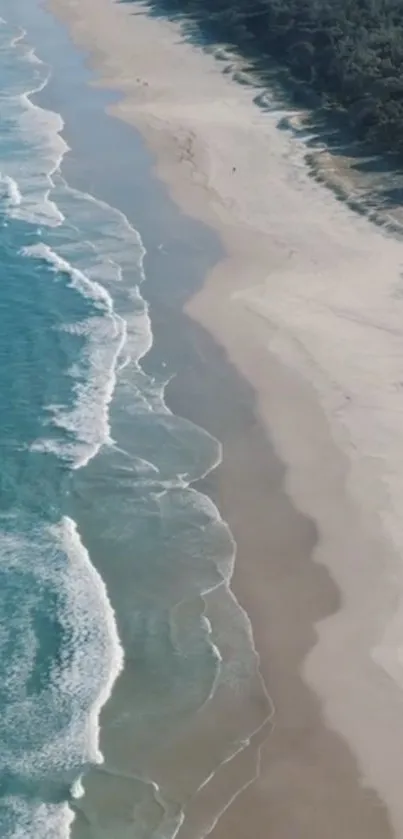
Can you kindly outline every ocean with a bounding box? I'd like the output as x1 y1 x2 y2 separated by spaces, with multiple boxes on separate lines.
0 2 269 836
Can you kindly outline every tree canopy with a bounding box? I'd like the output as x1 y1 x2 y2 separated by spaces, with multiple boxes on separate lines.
142 0 403 155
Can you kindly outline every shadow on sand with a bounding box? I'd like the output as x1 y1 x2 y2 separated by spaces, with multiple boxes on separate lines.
119 0 403 235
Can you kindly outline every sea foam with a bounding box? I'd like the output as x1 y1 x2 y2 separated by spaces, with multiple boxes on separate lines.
0 17 129 832
0 23 65 227
0 11 271 839
0 173 21 206
21 243 115 311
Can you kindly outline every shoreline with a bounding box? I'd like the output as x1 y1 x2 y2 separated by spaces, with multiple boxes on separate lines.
44 0 403 836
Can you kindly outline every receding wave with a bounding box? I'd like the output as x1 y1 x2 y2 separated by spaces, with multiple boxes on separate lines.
21 243 127 468
0 19 65 227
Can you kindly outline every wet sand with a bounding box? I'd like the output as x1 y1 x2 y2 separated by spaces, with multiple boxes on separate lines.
46 0 403 836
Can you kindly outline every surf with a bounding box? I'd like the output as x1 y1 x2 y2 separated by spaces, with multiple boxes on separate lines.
0 6 273 839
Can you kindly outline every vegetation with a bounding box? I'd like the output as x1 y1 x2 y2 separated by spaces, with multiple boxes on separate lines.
139 0 403 155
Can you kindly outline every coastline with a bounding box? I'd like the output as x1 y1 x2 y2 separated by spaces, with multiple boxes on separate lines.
43 0 403 836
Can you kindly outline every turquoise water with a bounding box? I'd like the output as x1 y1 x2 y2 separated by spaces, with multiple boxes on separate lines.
0 3 269 837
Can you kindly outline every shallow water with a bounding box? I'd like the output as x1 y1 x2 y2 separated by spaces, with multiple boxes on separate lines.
0 3 270 836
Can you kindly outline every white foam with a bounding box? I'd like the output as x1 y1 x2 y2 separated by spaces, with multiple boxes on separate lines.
51 177 153 365
70 776 84 800
0 173 21 206
49 314 127 469
0 22 154 476
19 188 152 471
53 175 147 285
3 798 74 839
56 516 124 763
9 27 26 50
21 242 114 311
19 183 154 469
0 516 123 777
29 308 126 468
0 23 66 226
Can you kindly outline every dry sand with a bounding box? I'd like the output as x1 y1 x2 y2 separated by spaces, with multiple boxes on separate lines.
47 0 403 835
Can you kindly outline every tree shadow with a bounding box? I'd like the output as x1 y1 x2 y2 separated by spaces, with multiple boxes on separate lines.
117 0 403 226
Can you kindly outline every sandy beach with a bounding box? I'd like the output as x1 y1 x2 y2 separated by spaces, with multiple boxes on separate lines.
46 0 403 836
